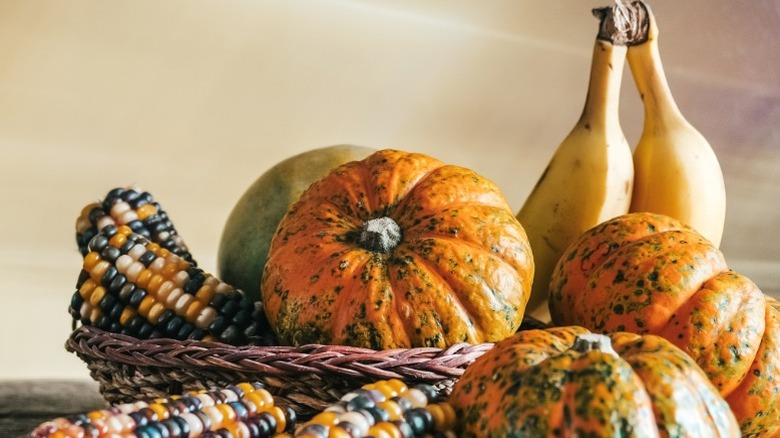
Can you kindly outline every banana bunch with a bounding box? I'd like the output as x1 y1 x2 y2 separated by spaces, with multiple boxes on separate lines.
518 0 726 321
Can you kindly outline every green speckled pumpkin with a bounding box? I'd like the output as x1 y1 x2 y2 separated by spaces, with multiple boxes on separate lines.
449 326 739 437
261 149 534 349
218 145 374 302
549 212 780 436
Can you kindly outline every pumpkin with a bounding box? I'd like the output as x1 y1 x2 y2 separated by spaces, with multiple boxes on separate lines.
549 212 780 436
449 326 740 437
218 145 374 302
260 149 534 349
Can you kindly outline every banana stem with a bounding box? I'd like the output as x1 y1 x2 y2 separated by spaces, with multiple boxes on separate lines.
579 3 632 131
625 1 685 127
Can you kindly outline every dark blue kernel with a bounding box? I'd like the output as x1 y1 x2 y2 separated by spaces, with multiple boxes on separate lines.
165 315 184 335
108 274 127 294
346 394 375 411
101 245 121 263
137 321 154 338
100 266 118 288
156 309 174 326
118 283 136 303
391 396 412 412
119 240 136 254
138 251 157 267
88 234 109 253
88 205 106 224
102 188 125 210
128 288 147 307
98 293 117 312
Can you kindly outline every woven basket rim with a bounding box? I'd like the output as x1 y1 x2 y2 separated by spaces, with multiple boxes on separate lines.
66 325 496 382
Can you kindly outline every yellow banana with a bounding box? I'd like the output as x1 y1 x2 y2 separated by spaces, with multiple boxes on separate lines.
517 5 634 321
627 1 726 246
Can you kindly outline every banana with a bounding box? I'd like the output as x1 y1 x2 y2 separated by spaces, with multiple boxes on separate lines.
517 5 634 321
627 1 726 246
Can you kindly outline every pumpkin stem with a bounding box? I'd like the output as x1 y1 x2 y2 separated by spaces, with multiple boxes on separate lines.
359 217 402 253
570 333 619 357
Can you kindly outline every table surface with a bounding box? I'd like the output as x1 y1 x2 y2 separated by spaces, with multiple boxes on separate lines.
0 380 106 438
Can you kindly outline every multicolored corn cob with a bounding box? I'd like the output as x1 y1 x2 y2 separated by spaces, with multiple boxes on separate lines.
69 224 274 345
31 381 298 438
31 378 457 438
76 186 195 265
294 379 456 437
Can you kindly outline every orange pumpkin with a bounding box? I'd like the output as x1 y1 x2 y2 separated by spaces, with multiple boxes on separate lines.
549 212 780 436
261 149 534 349
449 326 739 437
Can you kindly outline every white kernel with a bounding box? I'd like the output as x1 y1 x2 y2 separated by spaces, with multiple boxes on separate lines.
125 262 144 283
194 306 217 329
149 256 166 273
115 254 134 273
110 201 130 218
165 288 183 309
96 216 115 231
120 210 138 225
175 294 194 315
128 244 146 260
173 271 190 287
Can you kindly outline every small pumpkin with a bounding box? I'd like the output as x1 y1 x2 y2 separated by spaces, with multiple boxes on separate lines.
449 326 739 437
218 145 374 302
549 212 780 436
261 149 534 349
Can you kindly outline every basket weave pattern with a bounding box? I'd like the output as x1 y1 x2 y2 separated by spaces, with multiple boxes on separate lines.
67 325 495 416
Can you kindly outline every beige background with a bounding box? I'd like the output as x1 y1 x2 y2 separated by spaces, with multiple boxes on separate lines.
1 0 778 380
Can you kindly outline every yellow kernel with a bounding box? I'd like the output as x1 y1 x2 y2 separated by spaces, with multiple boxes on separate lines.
161 262 179 279
217 403 237 424
120 307 137 326
377 400 403 421
236 382 256 396
147 403 169 420
108 232 127 248
309 411 339 426
147 274 165 294
427 403 452 430
269 406 286 433
136 269 153 289
90 260 110 282
367 425 393 438
148 302 166 324
146 243 160 253
328 427 352 438
373 381 398 399
79 279 98 300
117 225 133 236
438 402 457 430
89 286 106 307
136 204 157 220
87 410 105 420
386 379 408 394
137 296 156 317
195 285 215 304
185 301 205 323
83 252 101 270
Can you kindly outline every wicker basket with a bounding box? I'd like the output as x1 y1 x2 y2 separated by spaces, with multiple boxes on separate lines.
67 323 538 418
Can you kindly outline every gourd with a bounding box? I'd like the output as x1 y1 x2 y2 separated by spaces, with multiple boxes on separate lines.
261 149 534 349
218 145 374 302
449 326 739 437
549 212 780 436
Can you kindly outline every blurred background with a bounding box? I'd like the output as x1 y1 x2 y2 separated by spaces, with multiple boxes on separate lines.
1 0 778 380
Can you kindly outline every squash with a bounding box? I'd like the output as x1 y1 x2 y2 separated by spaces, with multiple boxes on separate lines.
449 326 739 437
549 212 780 436
261 149 534 349
217 145 374 302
